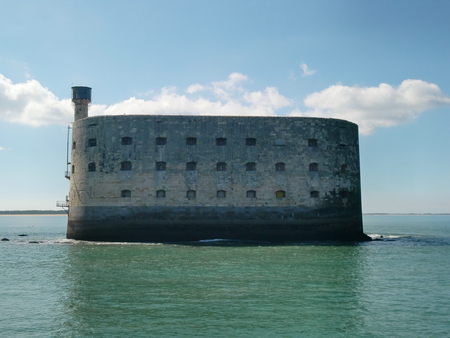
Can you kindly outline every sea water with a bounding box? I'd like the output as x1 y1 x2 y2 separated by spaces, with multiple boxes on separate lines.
0 215 449 337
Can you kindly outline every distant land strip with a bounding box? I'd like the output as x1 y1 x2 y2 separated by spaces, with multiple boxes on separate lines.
0 210 66 215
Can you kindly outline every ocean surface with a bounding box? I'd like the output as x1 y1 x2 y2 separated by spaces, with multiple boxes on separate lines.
1 215 449 337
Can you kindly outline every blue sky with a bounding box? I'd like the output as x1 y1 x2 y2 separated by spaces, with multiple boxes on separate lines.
1 0 449 212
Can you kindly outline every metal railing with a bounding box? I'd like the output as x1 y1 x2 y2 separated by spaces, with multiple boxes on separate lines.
56 201 69 208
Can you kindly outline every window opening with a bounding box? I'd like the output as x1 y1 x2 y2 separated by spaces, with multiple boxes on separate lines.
275 162 285 172
186 137 197 145
156 190 166 198
88 138 97 147
122 137 132 145
121 161 132 171
121 190 131 198
187 190 196 199
186 162 197 171
217 162 227 171
72 141 76 150
246 162 256 171
310 191 319 198
156 137 167 145
217 190 226 198
308 139 318 147
309 163 319 172
216 138 227 146
88 162 96 172
246 190 256 198
156 162 166 171
276 190 286 198
246 138 256 146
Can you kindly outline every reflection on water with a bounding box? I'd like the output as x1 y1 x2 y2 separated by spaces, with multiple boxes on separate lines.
60 243 367 337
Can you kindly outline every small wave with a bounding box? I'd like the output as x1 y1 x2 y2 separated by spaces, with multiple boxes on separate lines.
369 234 408 241
191 238 271 246
198 238 231 243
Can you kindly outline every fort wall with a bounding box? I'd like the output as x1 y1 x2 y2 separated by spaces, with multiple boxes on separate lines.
67 114 367 242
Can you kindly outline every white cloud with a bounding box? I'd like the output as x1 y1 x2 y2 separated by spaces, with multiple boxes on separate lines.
0 74 72 126
211 72 249 100
186 84 205 93
87 73 290 117
0 146 3 151
290 80 450 134
1 73 449 135
0 72 290 126
99 84 291 117
300 63 316 77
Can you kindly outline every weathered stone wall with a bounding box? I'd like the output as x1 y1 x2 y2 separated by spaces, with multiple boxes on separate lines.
70 115 360 208
68 115 365 241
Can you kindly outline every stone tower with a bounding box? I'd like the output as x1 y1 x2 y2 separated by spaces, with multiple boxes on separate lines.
71 86 91 121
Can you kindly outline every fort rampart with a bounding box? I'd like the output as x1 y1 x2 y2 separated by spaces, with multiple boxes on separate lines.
67 111 368 242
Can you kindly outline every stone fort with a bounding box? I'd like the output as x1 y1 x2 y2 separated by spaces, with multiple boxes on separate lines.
66 87 369 242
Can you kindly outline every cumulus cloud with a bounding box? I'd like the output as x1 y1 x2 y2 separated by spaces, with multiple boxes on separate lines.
186 84 205 94
1 73 449 135
290 80 450 134
300 63 316 77
0 72 292 126
0 74 72 126
100 83 292 117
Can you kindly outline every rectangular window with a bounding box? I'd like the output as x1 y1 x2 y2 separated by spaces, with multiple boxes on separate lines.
156 162 166 171
121 161 132 171
217 190 226 198
156 137 167 145
308 139 318 147
186 137 197 145
216 138 227 146
246 190 256 198
246 162 256 171
121 137 132 145
276 190 286 198
246 138 256 146
186 162 196 171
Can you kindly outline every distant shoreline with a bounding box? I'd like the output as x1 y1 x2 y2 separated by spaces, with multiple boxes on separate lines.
0 210 66 215
0 214 67 217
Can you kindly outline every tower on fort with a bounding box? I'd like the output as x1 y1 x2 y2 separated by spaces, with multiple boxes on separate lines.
72 86 91 121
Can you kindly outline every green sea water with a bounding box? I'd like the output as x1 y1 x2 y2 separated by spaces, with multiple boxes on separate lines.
1 215 449 337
